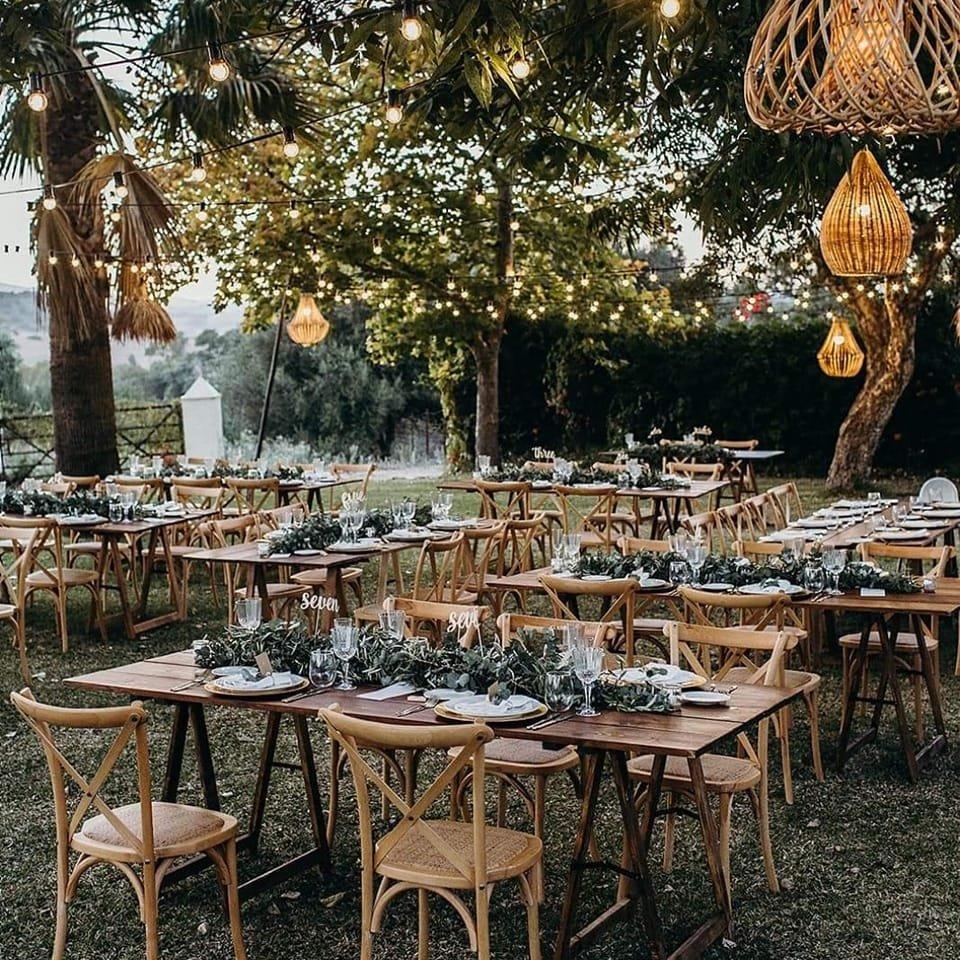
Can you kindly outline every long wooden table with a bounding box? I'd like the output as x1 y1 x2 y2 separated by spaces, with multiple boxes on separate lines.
65 650 798 959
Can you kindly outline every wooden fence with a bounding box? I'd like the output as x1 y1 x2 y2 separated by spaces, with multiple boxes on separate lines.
0 401 184 481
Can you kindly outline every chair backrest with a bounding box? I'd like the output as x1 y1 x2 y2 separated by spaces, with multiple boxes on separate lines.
859 542 952 578
390 597 489 646
665 460 723 481
616 535 670 554
61 474 100 490
734 538 801 562
521 460 554 473
412 533 468 603
917 476 959 504
715 502 762 545
496 612 620 648
715 439 759 450
551 484 617 545
319 707 493 889
539 573 637 662
679 584 790 633
225 477 279 514
258 503 308 530
170 475 224 489
40 481 74 497
459 522 506 594
766 482 803 527
679 511 722 553
493 515 546 577
10 690 155 861
474 479 531 520
171 483 225 513
1 515 65 584
743 492 776 530
0 521 45 610
331 463 376 497
206 514 259 548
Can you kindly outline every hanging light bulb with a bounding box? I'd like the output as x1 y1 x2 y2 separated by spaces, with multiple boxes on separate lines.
26 73 48 112
509 218 520 232
438 230 450 246
48 252 58 266
660 0 681 18
71 254 80 268
288 200 300 219
510 52 531 80
196 202 209 222
94 255 105 269
41 185 57 211
109 204 121 223
474 187 487 206
113 171 128 199
400 0 423 41
373 236 384 255
287 293 331 346
190 152 207 183
207 41 231 82
282 126 300 158
385 88 404 125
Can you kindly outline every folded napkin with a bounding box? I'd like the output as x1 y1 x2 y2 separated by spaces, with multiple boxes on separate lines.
358 682 417 701
215 672 297 691
447 695 540 718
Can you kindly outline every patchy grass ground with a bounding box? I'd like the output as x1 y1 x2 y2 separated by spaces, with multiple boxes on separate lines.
3 473 959 960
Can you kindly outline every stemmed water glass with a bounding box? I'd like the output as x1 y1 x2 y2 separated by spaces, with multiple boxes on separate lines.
822 547 847 596
379 609 406 638
235 597 262 630
686 542 708 585
563 533 582 569
401 498 416 530
331 619 359 690
572 645 604 717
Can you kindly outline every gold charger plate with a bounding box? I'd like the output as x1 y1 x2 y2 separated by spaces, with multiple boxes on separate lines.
204 676 309 698
433 700 548 724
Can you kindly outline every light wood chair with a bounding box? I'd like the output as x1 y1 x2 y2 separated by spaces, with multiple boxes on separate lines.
714 439 758 500
326 462 377 512
60 474 101 490
678 585 824 802
679 510 722 554
8 516 107 652
319 707 542 960
475 479 531 520
628 622 794 899
839 543 952 731
225 477 280 515
0 521 40 682
767 482 804 528
550 483 622 550
540 573 639 663
460 522 507 604
367 597 490 646
715 502 763 548
10 690 246 960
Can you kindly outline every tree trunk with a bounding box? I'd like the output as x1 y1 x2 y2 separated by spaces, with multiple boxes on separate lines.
473 336 501 463
43 72 119 476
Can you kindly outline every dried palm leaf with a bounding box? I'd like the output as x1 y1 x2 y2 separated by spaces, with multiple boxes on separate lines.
35 206 105 349
111 267 176 344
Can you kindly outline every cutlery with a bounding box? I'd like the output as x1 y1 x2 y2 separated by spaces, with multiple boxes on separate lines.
528 711 573 731
282 687 322 703
398 699 438 717
171 671 212 692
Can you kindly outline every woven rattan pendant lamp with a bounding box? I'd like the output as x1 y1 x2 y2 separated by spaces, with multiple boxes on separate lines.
817 318 865 376
820 149 912 276
745 0 960 135
287 293 330 346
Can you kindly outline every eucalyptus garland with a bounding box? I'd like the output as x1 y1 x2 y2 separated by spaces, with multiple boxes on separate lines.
1 489 112 518
194 621 675 713
622 442 732 473
492 462 618 486
265 504 431 554
574 549 920 593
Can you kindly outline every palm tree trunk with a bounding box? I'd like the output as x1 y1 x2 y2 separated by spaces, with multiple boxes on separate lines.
43 74 118 476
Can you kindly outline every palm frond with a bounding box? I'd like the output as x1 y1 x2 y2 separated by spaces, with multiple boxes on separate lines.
112 268 176 344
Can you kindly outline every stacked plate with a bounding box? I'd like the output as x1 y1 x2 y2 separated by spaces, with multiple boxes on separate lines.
611 664 705 689
435 694 547 724
205 671 308 697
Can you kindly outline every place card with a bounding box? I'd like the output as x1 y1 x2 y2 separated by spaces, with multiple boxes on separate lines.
254 652 274 676
860 587 886 598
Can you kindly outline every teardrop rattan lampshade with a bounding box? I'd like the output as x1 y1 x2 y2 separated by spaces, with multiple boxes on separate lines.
745 0 960 135
819 149 912 277
287 293 330 346
817 318 865 377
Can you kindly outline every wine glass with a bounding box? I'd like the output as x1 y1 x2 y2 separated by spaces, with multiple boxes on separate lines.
822 547 847 595
572 646 604 717
309 649 338 690
331 622 359 690
687 542 708 584
562 622 586 653
544 671 576 713
563 533 582 568
379 609 406 638
235 597 262 630
401 498 416 530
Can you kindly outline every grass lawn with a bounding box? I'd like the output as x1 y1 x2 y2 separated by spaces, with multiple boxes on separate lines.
2 472 959 960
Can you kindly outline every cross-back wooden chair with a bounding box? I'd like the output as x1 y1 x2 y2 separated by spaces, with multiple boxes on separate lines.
740 492 775 530
114 474 164 503
41 479 76 497
460 522 507 605
734 538 810 562
225 477 280 515
767 482 804 528
679 510 722 554
550 483 621 550
678 585 823 803
61 474 101 491
715 502 763 548
10 690 246 960
7 515 107 652
539 572 638 663
714 439 758 500
616 535 670 554
325 462 376 512
0 521 40 682
318 707 542 960
628 622 795 899
482 515 547 614
385 597 490 646
475 479 531 520
840 542 953 733
412 532 473 603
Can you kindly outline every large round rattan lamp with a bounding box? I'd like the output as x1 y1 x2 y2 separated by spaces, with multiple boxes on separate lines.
286 293 330 346
745 0 960 135
820 149 912 277
817 318 865 377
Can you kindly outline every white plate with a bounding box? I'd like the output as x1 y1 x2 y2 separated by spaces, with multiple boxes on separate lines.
531 480 553 489
739 581 806 596
581 574 612 582
211 665 247 678
698 582 735 592
900 519 935 529
293 548 324 556
428 519 478 530
681 690 730 707
328 538 382 552
877 529 927 540
793 517 832 529
442 694 544 719
385 529 437 541
636 578 669 590
207 672 307 696
921 509 960 519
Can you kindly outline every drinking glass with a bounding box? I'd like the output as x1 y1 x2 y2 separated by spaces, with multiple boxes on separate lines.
389 499 405 530
0 480 6 505
822 548 847 595
440 491 454 519
626 458 642 486
151 456 162 476
563 533 582 568
669 560 690 585
109 501 123 523
562 622 586 652
309 649 338 689
668 532 689 556
868 491 881 506
624 432 635 450
544 671 576 712
572 646 604 717
332 623 359 690
687 543 708 584
401 498 416 529
379 609 406 638
235 597 262 630
803 562 827 594
477 454 492 476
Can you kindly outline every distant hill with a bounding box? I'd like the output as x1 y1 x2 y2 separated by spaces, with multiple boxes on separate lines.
0 284 241 365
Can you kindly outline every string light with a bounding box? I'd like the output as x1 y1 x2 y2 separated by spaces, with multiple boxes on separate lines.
474 187 487 206
94 255 104 268
660 0 681 18
400 0 423 41
385 88 404 125
26 73 48 112
109 204 121 223
438 230 450 246
113 171 128 199
373 236 384 255
282 126 300 158
42 185 57 211
509 218 520 231
47 252 58 266
288 200 300 219
71 254 80 268
510 52 531 80
196 202 209 222
207 41 231 82
190 152 207 183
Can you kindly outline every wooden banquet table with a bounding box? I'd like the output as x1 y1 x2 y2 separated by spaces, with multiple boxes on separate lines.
65 649 799 959
796 581 960 782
